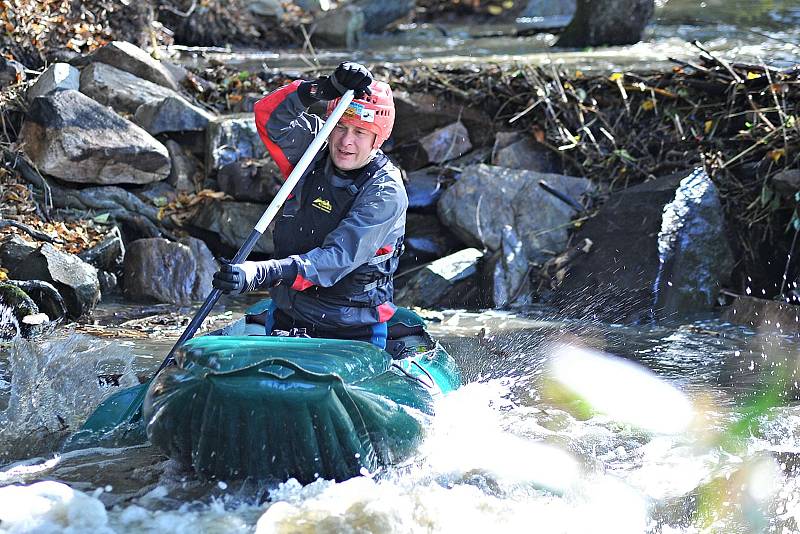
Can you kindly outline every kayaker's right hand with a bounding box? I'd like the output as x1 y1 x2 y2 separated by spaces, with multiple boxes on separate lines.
213 260 251 294
213 259 298 294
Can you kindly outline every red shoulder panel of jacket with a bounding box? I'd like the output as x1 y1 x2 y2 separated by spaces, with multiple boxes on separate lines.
253 80 303 180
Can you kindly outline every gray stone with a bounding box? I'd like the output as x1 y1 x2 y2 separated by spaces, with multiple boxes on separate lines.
79 62 177 114
357 0 415 33
97 270 118 296
179 236 217 301
76 41 179 91
26 63 80 102
0 235 37 270
217 158 283 202
402 213 464 264
492 131 560 173
556 0 654 47
248 0 284 16
187 200 275 255
20 90 170 185
4 243 100 319
396 248 484 309
165 140 199 193
206 115 267 173
490 225 532 308
419 121 472 165
123 238 194 305
311 4 365 48
133 95 214 135
438 164 593 264
518 0 575 30
550 169 734 323
405 168 446 212
3 279 67 326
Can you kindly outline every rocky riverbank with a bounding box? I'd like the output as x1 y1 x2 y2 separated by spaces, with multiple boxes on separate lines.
1 35 799 338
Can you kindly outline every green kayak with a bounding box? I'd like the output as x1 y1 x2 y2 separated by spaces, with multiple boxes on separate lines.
143 305 461 483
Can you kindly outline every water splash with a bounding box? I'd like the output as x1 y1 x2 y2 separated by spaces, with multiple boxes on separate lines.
0 334 137 463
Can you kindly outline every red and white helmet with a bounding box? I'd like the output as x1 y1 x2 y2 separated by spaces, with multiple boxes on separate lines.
326 80 395 149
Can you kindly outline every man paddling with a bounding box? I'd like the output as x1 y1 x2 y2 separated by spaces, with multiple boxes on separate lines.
212 63 406 350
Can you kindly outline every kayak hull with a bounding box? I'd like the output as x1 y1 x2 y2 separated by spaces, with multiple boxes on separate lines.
143 308 460 482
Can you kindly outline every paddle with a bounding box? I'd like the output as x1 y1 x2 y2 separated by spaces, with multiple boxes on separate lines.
62 90 356 451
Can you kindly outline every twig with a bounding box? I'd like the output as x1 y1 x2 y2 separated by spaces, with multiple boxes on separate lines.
0 219 60 243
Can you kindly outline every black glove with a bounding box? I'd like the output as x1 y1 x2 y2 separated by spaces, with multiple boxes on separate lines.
212 258 298 294
300 62 373 104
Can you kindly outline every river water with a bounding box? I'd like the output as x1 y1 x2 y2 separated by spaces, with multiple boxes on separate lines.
3 1 800 532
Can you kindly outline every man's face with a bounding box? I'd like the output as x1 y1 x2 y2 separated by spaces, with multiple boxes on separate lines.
329 122 376 171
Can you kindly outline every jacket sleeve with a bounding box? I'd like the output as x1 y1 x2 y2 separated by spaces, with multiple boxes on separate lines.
253 80 323 179
288 175 408 290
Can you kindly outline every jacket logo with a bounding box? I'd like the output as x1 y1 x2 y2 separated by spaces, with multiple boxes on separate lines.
312 197 332 213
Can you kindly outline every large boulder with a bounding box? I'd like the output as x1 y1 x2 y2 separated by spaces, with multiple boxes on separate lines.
123 237 216 305
310 0 414 47
550 168 734 323
395 248 484 309
20 90 170 185
133 95 214 136
438 164 593 264
556 0 655 47
404 168 446 213
217 158 283 202
79 62 176 114
26 63 79 102
187 200 276 255
419 122 472 165
1 242 100 319
492 131 561 173
73 41 179 91
206 115 267 174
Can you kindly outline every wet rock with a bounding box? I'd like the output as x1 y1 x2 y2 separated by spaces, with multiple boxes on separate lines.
556 0 655 47
550 169 734 323
186 200 276 255
165 140 199 193
20 90 170 185
180 236 218 301
217 158 283 202
133 95 214 135
206 115 267 173
487 225 532 309
73 40 179 91
402 213 464 265
396 248 484 309
518 0 576 30
438 164 593 264
5 279 68 327
123 237 215 305
358 0 415 33
771 168 800 195
311 4 365 48
78 226 125 274
4 243 100 319
0 235 37 269
492 131 561 173
404 168 446 212
419 121 472 165
26 63 80 102
79 62 176 114
0 283 38 339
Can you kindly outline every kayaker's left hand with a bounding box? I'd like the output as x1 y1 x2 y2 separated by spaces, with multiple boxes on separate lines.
213 259 296 294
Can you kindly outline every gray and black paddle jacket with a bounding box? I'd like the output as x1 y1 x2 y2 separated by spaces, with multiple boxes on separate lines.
253 80 408 329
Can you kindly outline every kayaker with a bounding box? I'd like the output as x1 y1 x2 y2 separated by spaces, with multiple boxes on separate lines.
211 62 406 350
